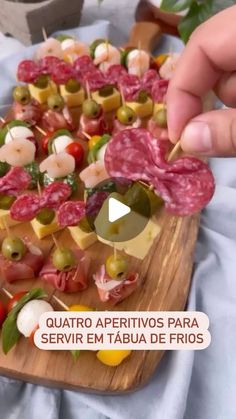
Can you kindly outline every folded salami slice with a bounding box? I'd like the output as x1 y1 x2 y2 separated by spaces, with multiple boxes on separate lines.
141 69 160 95
73 55 97 81
10 194 41 221
105 64 128 86
58 201 86 227
51 61 75 85
118 73 142 101
151 79 169 103
38 56 62 75
105 128 215 216
0 167 31 196
83 69 107 92
40 182 71 209
17 60 40 83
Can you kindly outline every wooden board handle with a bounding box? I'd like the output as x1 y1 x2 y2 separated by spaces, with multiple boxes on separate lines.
127 21 162 53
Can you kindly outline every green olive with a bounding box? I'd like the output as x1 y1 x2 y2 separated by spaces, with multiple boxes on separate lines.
105 254 129 280
36 208 55 225
0 194 16 210
52 247 76 272
0 162 10 177
137 90 148 104
78 217 93 233
65 78 81 93
99 85 114 97
34 75 49 89
47 94 64 112
13 86 31 105
1 236 26 261
153 108 167 128
116 106 136 125
82 99 100 119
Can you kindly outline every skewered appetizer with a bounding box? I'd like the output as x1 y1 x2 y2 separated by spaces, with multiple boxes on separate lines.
42 93 74 132
0 234 44 283
40 246 90 293
121 47 150 77
90 39 121 72
113 105 141 135
1 288 53 354
94 253 139 305
78 99 108 139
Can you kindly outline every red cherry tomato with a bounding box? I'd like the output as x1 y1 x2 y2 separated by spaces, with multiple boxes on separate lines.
41 133 51 154
29 324 39 347
0 300 6 327
66 141 84 168
7 291 28 313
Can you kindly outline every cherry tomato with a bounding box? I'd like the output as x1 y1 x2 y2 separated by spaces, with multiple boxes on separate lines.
41 133 52 154
7 291 28 313
66 141 84 168
29 324 39 347
0 300 6 327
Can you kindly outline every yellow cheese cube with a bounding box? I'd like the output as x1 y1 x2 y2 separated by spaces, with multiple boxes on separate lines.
29 81 58 104
60 85 85 108
0 210 20 230
153 102 165 115
127 97 153 118
31 216 62 239
97 218 161 260
92 89 121 113
68 226 97 250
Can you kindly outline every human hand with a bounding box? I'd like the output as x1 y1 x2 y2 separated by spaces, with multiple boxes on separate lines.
167 6 236 157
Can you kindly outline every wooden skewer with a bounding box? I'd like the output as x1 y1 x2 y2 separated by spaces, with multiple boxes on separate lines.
52 295 69 311
113 244 117 261
86 80 91 100
120 87 126 107
138 41 142 78
105 38 109 60
6 125 14 142
167 141 182 162
35 125 46 136
82 131 91 141
52 234 60 250
42 27 48 42
37 181 42 197
0 117 6 124
3 217 10 236
2 287 13 299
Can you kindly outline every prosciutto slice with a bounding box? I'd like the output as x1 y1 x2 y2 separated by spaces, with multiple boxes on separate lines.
40 249 90 293
94 265 140 305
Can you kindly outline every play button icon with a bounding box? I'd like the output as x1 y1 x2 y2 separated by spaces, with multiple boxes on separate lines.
108 197 131 223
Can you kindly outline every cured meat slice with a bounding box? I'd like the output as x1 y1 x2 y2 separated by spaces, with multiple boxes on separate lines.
51 61 75 85
118 73 141 101
40 182 71 209
42 107 74 132
73 55 97 80
13 99 42 126
0 248 44 283
94 265 140 305
58 201 86 227
40 249 90 293
147 117 169 141
104 128 215 216
151 79 169 103
83 69 107 91
78 111 108 138
38 56 62 75
17 60 40 83
10 194 41 221
105 64 128 85
0 167 31 196
141 69 160 95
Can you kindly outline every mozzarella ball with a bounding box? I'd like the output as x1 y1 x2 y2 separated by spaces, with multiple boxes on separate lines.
17 300 53 337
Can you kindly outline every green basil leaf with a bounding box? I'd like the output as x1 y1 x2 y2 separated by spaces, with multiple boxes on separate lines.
160 0 193 13
178 1 212 43
2 320 21 355
71 350 80 362
2 288 47 354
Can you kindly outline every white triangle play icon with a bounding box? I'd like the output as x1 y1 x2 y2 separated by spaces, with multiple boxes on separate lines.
108 197 131 223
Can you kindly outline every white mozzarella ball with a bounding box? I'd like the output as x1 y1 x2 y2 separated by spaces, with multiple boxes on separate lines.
5 126 34 144
16 300 53 337
52 135 73 154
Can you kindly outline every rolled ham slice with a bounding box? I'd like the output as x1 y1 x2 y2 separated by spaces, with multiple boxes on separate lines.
40 249 90 293
0 243 44 283
94 265 140 305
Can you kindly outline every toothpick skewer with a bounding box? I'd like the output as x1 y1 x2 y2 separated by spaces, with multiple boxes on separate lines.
52 295 69 311
52 234 60 250
82 131 91 141
42 27 48 42
138 41 142 78
1 287 13 299
0 117 6 124
37 181 42 197
3 217 10 237
86 80 91 100
168 141 182 162
6 125 14 142
120 87 126 107
35 125 46 136
105 38 109 60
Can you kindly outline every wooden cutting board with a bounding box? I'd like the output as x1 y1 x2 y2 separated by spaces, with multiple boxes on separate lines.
0 22 200 393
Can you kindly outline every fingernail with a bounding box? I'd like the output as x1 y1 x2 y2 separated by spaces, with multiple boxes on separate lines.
181 122 212 153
